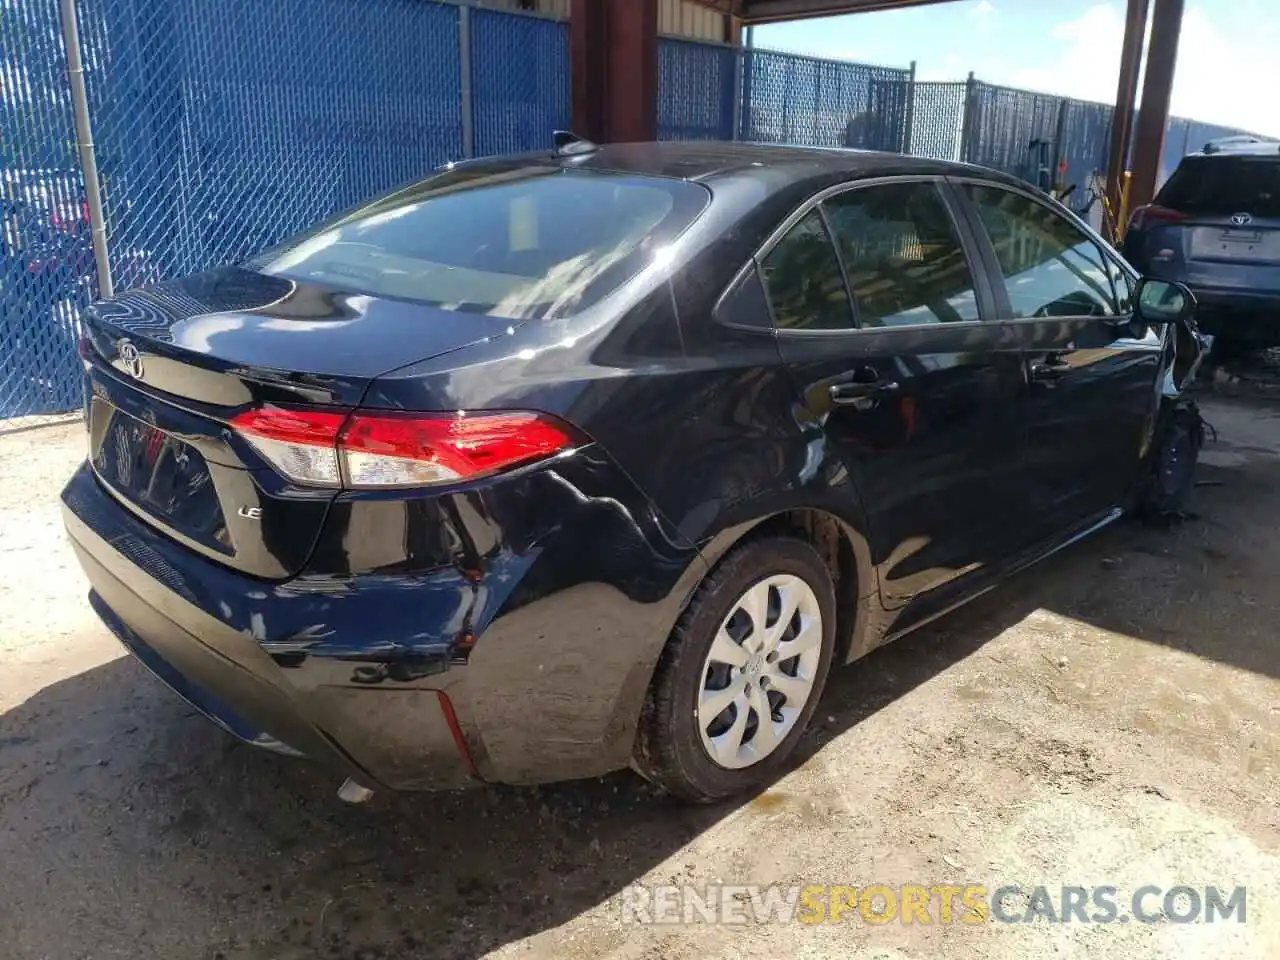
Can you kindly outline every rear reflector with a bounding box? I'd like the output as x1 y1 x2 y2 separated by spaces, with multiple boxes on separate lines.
230 407 579 489
231 408 346 486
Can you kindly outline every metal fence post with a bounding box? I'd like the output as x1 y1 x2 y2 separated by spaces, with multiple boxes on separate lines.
901 59 917 154
459 2 475 158
1052 97 1069 189
959 70 977 163
58 0 113 298
731 36 746 140
737 25 755 141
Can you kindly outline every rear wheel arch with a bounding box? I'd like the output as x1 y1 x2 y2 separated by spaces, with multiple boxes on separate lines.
678 506 875 677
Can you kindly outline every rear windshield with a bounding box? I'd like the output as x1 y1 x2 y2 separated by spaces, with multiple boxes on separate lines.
249 167 709 320
1157 155 1280 217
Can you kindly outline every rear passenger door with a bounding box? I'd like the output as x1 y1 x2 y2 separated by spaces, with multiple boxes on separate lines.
954 182 1163 538
764 178 1034 609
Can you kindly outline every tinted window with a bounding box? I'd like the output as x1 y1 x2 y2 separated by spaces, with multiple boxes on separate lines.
760 211 853 331
1158 156 1280 217
715 265 773 330
823 182 980 327
250 168 708 320
967 186 1118 319
1104 256 1135 313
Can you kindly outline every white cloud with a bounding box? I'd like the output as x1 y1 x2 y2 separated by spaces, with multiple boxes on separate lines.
970 0 999 17
1003 3 1127 103
999 1 1279 136
1169 6 1279 135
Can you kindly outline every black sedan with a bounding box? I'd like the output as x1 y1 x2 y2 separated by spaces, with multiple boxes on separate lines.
63 140 1206 803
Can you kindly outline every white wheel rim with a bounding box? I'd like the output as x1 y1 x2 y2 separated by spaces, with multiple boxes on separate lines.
696 574 823 770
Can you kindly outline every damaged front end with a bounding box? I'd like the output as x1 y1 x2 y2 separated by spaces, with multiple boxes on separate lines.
1146 283 1213 521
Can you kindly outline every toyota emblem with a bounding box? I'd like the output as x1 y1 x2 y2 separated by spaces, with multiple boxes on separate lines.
118 339 144 379
1230 212 1253 226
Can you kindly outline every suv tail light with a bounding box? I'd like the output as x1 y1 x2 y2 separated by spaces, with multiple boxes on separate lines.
231 407 581 489
1129 203 1188 232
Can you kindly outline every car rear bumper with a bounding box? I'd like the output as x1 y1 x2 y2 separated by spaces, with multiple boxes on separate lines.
1186 286 1280 342
63 464 480 792
62 453 706 790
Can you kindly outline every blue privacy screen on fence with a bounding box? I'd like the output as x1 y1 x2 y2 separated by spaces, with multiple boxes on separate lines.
658 37 738 141
75 0 465 283
3 3 1270 418
1 0 571 417
963 82 1064 172
908 81 967 161
1 0 92 416
472 8 570 157
740 48 911 152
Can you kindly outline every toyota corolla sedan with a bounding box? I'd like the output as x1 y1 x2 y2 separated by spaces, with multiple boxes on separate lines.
63 140 1206 803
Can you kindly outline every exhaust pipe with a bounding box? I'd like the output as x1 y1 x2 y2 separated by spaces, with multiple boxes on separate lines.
337 778 375 804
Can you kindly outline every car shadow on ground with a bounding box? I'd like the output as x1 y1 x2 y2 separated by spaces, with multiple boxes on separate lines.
4 397 1279 959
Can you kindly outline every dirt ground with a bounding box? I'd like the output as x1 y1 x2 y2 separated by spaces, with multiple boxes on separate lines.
1 387 1279 960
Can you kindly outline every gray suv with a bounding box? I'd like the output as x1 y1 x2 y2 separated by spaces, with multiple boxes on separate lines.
1124 136 1280 350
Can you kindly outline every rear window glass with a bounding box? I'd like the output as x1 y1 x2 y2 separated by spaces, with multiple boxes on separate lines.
249 167 709 320
1158 156 1280 217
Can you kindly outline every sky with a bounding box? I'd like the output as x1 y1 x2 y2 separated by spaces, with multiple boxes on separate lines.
755 0 1280 136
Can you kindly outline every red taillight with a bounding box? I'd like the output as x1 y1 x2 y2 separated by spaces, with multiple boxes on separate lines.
229 407 579 489
1129 203 1188 232
340 411 576 488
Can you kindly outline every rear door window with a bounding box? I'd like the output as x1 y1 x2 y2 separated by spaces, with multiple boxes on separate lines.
1158 156 1280 217
822 181 981 327
760 211 854 331
250 168 709 320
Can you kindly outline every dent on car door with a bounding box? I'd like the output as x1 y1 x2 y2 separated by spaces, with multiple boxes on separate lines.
764 179 1030 611
955 182 1164 534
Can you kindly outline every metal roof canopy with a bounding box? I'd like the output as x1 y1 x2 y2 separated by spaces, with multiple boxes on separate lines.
698 0 948 24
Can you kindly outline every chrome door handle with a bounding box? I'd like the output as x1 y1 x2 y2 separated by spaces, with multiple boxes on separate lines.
1029 359 1068 383
829 379 901 405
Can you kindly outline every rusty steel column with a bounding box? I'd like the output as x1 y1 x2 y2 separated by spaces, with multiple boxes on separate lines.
1128 0 1185 212
571 0 607 141
1104 0 1149 238
570 0 658 143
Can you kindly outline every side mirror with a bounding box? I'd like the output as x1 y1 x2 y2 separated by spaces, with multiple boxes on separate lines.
1135 278 1197 325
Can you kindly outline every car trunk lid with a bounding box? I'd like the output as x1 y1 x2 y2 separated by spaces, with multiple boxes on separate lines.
81 267 516 578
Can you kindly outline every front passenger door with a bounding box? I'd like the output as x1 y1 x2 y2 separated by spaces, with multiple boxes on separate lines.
957 183 1164 539
766 179 1033 609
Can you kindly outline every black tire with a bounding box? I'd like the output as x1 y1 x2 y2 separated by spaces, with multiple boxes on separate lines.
1139 403 1205 524
633 536 837 803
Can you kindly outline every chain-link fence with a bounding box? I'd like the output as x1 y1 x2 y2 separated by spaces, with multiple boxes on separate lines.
963 81 1063 172
75 0 467 287
657 37 738 142
740 48 911 151
4 2 1270 419
1 0 568 418
1059 98 1114 203
2 0 93 417
472 7 570 157
908 81 967 161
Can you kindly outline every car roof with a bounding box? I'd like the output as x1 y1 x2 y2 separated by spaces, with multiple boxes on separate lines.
561 140 1012 185
1189 136 1280 158
457 140 1028 194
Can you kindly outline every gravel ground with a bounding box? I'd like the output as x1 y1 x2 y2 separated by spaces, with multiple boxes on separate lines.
1 393 1278 960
